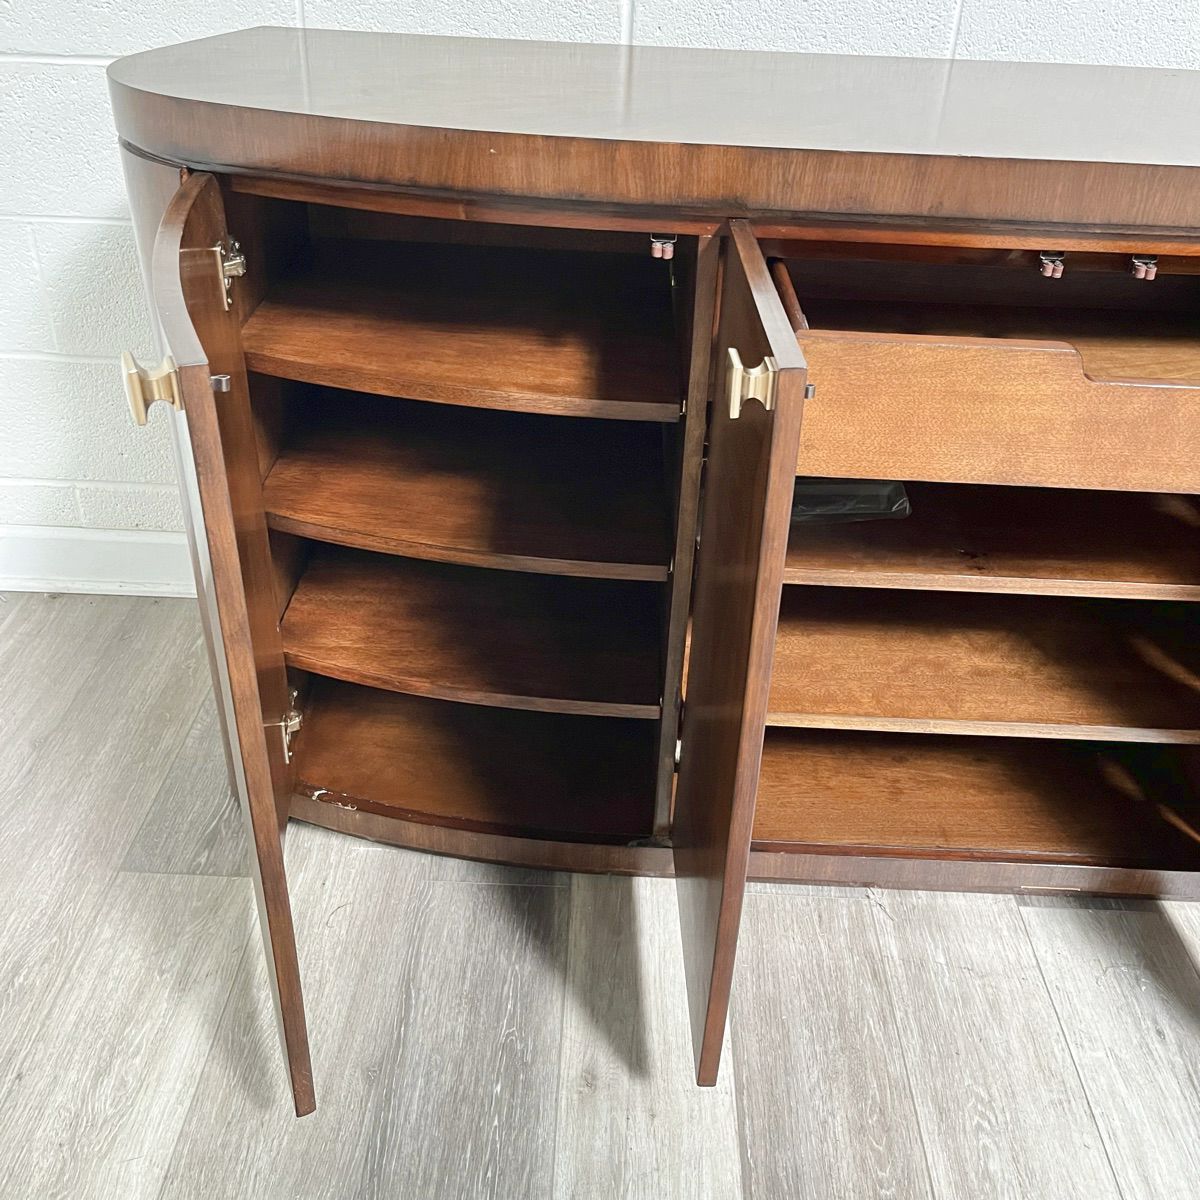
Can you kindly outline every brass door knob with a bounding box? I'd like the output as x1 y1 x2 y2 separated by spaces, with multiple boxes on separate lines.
122 351 181 425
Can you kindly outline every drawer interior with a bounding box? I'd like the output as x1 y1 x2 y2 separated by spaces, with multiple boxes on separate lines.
766 246 1200 492
773 252 1200 383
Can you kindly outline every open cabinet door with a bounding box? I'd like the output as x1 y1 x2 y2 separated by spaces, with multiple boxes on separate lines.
141 172 314 1114
675 221 808 1084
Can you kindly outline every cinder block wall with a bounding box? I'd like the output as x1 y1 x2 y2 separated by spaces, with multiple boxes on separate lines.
2 2 1197 593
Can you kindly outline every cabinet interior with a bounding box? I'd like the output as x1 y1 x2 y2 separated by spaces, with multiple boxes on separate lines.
223 184 1200 882
228 190 688 846
762 242 1200 874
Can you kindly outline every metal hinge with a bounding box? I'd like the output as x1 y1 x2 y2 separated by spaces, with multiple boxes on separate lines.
727 347 779 418
1131 255 1159 281
122 352 181 425
212 236 247 310
270 705 303 764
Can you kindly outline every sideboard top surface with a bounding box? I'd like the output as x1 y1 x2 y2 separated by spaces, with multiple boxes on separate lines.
109 28 1200 230
109 26 1200 168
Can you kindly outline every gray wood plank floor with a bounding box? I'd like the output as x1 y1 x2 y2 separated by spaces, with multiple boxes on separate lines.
3 592 1200 1199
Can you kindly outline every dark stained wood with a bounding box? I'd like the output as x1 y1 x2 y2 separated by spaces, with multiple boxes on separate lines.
281 546 663 719
262 391 670 580
291 791 676 876
758 226 1200 255
293 678 655 842
747 845 1200 898
785 484 1200 600
150 173 314 1116
290 791 1200 899
801 298 1200 384
109 29 1200 230
242 241 680 422
769 588 1200 742
776 252 1200 316
673 221 808 1085
753 730 1200 869
264 175 721 236
120 145 241 800
769 262 1200 492
652 234 719 835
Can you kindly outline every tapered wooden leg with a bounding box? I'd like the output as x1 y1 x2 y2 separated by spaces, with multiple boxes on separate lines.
247 827 315 1115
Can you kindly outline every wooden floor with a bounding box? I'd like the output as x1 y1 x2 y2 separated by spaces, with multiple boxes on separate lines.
3 591 1200 1199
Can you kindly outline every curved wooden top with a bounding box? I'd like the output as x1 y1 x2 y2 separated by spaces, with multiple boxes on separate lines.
110 27 1200 229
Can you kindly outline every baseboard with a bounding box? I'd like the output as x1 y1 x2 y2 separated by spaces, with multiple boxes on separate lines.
0 525 196 597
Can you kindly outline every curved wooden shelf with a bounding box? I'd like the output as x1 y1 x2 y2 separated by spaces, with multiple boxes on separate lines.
281 546 663 718
754 729 1200 868
243 241 680 422
785 484 1200 599
768 587 1200 741
263 391 671 580
292 679 656 843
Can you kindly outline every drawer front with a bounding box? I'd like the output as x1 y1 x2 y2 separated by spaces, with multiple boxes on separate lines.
795 329 1200 492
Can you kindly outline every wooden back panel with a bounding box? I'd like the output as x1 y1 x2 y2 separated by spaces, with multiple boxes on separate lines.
673 222 808 1083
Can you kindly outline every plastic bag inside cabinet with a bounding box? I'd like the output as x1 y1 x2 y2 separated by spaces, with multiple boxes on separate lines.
791 478 911 524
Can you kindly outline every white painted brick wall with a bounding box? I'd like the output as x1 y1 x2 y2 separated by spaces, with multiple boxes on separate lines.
1 1 1196 592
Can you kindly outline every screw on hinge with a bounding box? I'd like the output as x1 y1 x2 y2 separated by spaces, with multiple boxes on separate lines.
1039 251 1066 279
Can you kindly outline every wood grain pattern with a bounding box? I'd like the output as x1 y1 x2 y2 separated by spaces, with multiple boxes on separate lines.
122 696 247 877
293 679 656 843
159 826 431 1197
871 891 1123 1200
3 872 252 1199
732 891 932 1199
800 293 1200 383
263 391 671 580
109 29 1200 230
769 588 1200 742
774 270 1200 491
785 484 1200 599
281 547 663 718
291 791 1200 899
747 847 1200 898
652 233 719 835
554 876 743 1200
164 825 571 1200
754 730 1200 868
291 792 675 877
0 596 236 1198
674 221 809 1085
162 825 570 1200
152 172 314 1115
11 596 1200 1198
350 881 567 1199
242 241 680 422
1021 896 1200 1200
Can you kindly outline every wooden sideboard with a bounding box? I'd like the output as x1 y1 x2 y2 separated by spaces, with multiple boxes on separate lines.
110 27 1200 1116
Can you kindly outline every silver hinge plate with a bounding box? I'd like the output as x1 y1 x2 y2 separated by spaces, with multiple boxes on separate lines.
728 348 779 418
269 707 303 764
212 237 247 310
